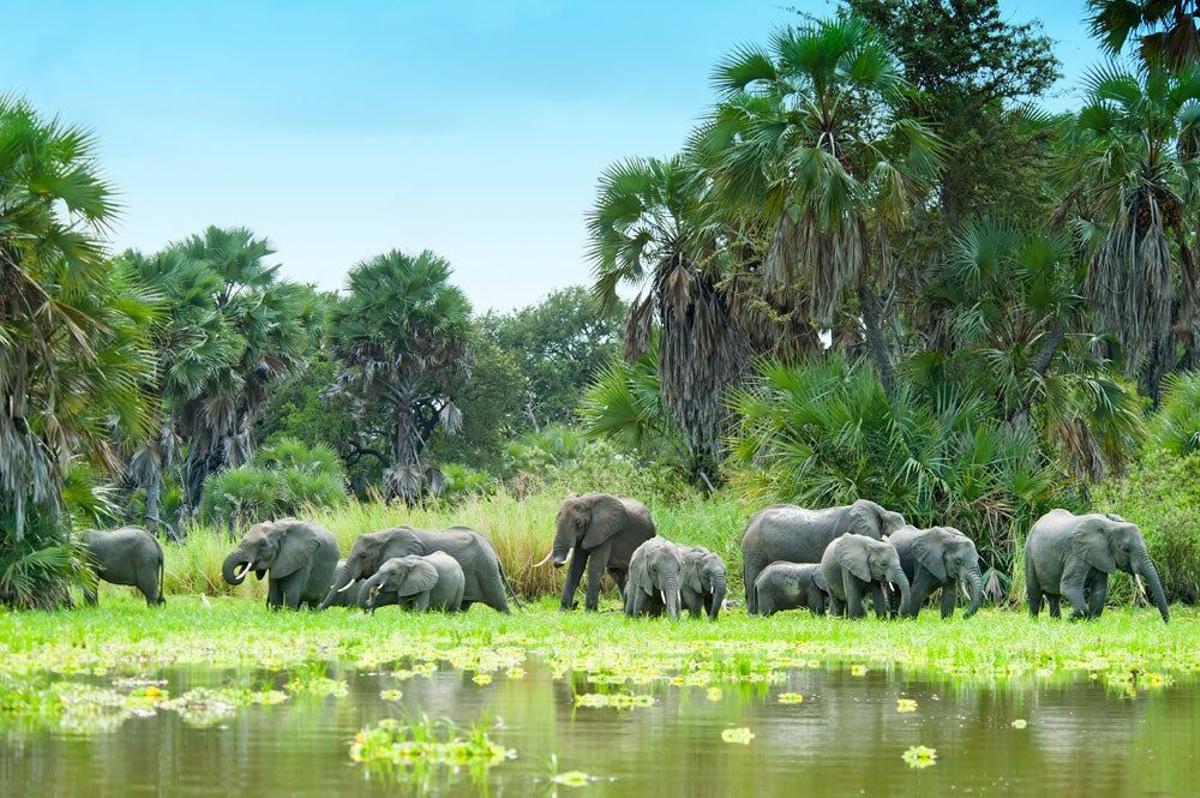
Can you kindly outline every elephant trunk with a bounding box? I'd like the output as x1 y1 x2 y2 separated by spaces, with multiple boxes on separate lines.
359 573 385 611
962 567 983 619
1135 553 1170 623
889 567 911 618
663 577 680 620
708 575 727 621
319 562 355 610
222 548 250 586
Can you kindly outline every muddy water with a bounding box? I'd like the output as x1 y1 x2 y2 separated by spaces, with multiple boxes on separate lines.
2 661 1197 796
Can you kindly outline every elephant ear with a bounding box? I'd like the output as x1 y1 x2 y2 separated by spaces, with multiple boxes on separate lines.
272 521 317 579
845 501 883 539
1070 519 1116 574
813 570 828 592
682 551 705 594
911 532 947 582
399 562 439 597
583 494 627 550
629 547 654 597
836 539 873 582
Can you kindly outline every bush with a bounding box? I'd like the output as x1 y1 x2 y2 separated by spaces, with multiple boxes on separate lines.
1094 449 1200 604
1149 372 1200 457
199 439 347 529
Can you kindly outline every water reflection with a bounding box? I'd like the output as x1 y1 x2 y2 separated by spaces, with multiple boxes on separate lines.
2 662 1196 796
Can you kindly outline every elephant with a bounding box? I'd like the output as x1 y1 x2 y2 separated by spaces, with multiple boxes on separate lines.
679 546 727 620
741 500 907 613
753 562 828 617
360 552 465 612
81 527 165 606
535 493 655 612
320 525 512 613
623 537 684 619
222 518 340 609
820 534 911 619
1025 509 1169 623
886 525 983 619
321 561 366 607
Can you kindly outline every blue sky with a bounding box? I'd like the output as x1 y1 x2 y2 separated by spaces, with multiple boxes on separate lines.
7 1 1100 310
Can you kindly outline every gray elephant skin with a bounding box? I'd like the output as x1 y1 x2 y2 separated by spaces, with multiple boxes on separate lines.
1025 509 1169 623
361 552 465 612
820 534 911 619
537 493 655 612
680 546 727 620
623 537 684 619
82 527 165 606
888 525 983 619
321 525 511 613
741 500 907 613
222 518 340 609
322 560 366 607
754 562 828 617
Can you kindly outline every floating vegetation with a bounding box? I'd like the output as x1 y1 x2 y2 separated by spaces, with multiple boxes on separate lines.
349 716 515 781
777 692 805 704
574 693 655 709
552 770 594 787
284 665 349 698
721 727 755 744
380 689 403 701
902 745 937 769
1010 719 1028 729
706 687 723 701
472 673 493 686
850 665 869 677
161 688 240 727
896 698 918 713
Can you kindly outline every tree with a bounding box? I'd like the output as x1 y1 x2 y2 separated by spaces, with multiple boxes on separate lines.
702 14 943 394
327 250 471 502
1089 0 1200 69
479 286 625 431
587 154 747 485
1059 62 1200 402
0 96 156 606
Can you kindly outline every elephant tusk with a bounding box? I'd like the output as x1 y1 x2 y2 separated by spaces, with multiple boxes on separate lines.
533 549 554 568
336 578 358 593
660 589 666 605
235 562 250 578
562 547 573 565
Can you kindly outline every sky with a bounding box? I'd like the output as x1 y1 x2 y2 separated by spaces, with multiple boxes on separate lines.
7 1 1102 311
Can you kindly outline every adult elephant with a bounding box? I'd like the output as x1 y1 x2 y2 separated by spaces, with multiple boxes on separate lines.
1025 509 1169 623
887 525 983 619
222 519 339 610
534 493 655 612
741 500 907 613
321 561 366 607
820 534 911 620
320 526 511 613
82 527 165 606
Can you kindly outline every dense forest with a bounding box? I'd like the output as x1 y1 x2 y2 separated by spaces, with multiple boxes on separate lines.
5 0 1200 608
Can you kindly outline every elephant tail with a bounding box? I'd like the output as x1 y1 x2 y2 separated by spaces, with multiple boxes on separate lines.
499 562 524 610
157 550 166 605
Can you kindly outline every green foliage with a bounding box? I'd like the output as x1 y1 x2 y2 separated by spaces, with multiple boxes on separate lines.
728 356 1079 572
1095 449 1200 603
428 337 525 471
199 438 347 528
1149 371 1200 455
1088 0 1200 69
577 342 685 463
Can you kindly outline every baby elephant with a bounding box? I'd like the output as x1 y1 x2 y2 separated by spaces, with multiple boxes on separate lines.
821 534 910 619
624 538 684 619
754 562 828 617
360 552 465 612
82 527 165 606
680 546 727 620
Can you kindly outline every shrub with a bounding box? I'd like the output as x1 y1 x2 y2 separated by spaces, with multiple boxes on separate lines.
199 439 347 529
1149 372 1200 457
1094 449 1200 604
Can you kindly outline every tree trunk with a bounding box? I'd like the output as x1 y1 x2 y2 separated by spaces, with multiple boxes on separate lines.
857 282 896 396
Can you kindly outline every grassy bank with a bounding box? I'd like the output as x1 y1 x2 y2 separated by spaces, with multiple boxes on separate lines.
163 488 749 600
2 595 1197 693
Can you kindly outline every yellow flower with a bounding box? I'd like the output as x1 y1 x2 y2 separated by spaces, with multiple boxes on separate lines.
896 698 918 713
721 727 755 745
850 664 869 677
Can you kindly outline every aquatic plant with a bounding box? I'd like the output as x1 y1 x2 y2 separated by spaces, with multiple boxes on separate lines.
349 715 515 781
721 727 755 744
902 745 937 769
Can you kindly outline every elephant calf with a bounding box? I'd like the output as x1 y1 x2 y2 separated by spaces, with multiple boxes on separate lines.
361 552 465 612
887 525 983 619
754 562 828 617
82 527 165 606
680 546 727 620
820 534 910 620
623 538 684 619
1025 509 1169 623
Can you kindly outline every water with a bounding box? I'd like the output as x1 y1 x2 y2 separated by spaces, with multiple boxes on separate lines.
2 661 1197 796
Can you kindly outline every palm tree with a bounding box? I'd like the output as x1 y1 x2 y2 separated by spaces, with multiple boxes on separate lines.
1089 1 1200 69
327 250 471 502
587 154 747 485
700 14 943 395
0 96 156 606
1060 62 1200 402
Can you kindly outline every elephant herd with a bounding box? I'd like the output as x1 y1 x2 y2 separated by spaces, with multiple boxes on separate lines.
79 493 1170 624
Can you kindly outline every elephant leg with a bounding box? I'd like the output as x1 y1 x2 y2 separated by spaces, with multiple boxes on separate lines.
137 569 159 606
869 582 889 619
560 548 589 611
743 556 767 615
281 565 312 610
267 578 284 609
609 567 627 596
1046 594 1061 618
939 584 957 619
413 591 431 612
1060 560 1091 621
811 589 827 615
759 593 776 617
828 592 844 617
583 541 612 612
1086 571 1108 619
477 561 510 613
680 586 701 619
843 572 865 619
905 568 934 618
1024 544 1042 617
